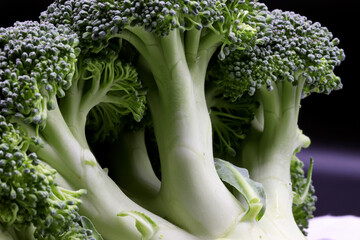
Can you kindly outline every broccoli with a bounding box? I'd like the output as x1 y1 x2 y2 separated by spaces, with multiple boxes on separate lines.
209 9 344 238
0 1 344 240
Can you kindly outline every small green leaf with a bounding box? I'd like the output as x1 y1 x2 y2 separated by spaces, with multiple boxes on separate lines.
118 211 158 240
80 216 104 240
293 158 314 205
215 158 266 221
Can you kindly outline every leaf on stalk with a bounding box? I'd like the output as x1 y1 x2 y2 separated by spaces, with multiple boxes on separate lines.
215 158 266 221
80 216 104 240
293 158 314 205
118 211 158 240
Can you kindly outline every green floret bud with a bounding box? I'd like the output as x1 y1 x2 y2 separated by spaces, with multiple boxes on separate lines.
41 0 221 36
210 9 345 99
41 0 121 52
214 1 272 60
56 221 99 240
42 0 223 49
0 21 79 127
72 46 147 143
0 114 93 239
34 186 87 239
41 0 270 55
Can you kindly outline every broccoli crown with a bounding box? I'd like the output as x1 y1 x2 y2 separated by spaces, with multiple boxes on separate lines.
0 21 79 126
0 115 94 239
41 0 269 53
0 115 51 232
291 155 317 236
41 0 120 52
210 9 345 100
83 43 147 142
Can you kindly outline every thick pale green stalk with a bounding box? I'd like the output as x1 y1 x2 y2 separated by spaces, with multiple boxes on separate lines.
142 29 244 238
240 80 309 240
59 58 115 148
108 130 161 203
57 59 88 148
33 104 199 240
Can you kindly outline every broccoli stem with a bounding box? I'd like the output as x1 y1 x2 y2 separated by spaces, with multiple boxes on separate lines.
185 28 202 63
240 79 310 239
138 29 244 238
60 56 118 148
29 100 199 240
58 58 90 149
107 130 161 204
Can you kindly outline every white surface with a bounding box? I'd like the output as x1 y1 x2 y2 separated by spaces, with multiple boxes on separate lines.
308 215 360 240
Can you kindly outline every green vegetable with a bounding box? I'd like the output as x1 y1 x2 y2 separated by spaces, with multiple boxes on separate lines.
0 1 344 239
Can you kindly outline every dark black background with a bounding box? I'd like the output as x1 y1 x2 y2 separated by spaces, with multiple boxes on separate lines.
1 0 358 217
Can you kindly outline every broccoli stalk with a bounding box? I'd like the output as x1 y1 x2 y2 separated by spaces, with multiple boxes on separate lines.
32 99 199 240
33 44 200 240
240 80 311 239
85 20 247 237
143 29 244 236
109 129 162 202
211 9 344 239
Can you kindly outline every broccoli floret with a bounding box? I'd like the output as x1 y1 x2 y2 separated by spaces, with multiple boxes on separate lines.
0 21 79 126
41 0 268 53
208 9 344 237
213 10 344 99
62 40 147 144
0 19 148 240
0 114 95 239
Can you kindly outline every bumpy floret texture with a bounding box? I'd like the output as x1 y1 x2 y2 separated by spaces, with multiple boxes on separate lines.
41 0 270 54
0 115 94 239
41 0 121 52
0 21 79 126
210 9 345 99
